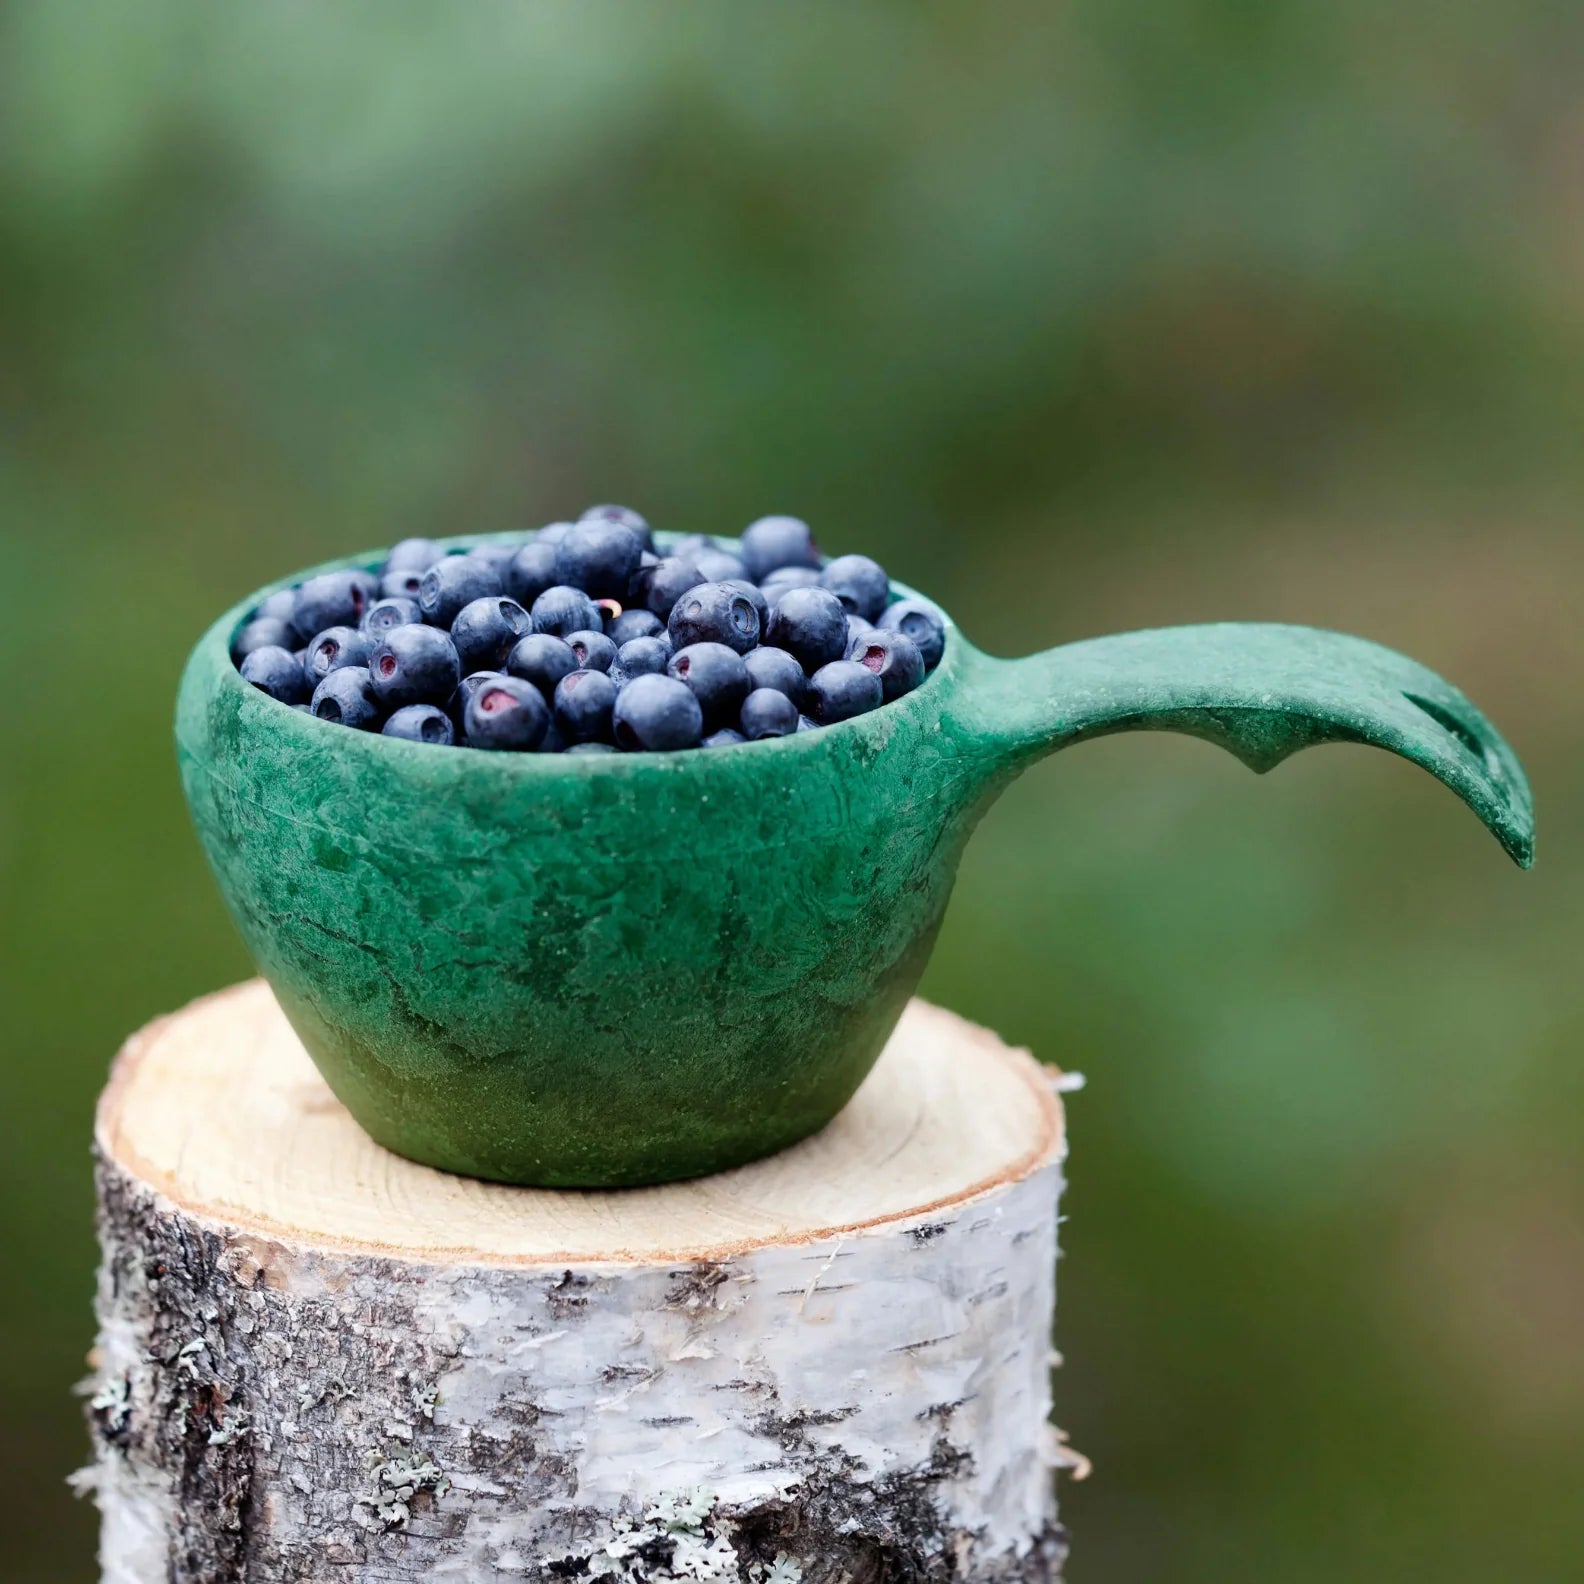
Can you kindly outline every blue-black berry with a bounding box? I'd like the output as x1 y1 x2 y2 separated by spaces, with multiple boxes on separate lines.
848 628 925 702
468 544 519 582
766 586 848 672
806 659 883 723
232 616 297 664
819 554 889 622
556 520 643 600
877 599 946 669
506 540 559 608
382 704 456 746
553 669 618 744
311 666 383 730
369 624 462 709
607 608 665 646
256 589 299 626
759 566 823 601
741 515 819 581
506 633 579 695
667 642 751 729
742 645 807 706
635 556 706 619
364 597 423 635
531 585 602 639
419 557 500 627
612 636 671 684
452 597 533 673
580 503 651 549
566 630 617 674
382 569 426 601
464 676 551 752
385 537 444 574
613 673 704 752
240 646 309 705
294 570 379 639
305 626 374 686
668 582 761 655
740 687 799 740
695 548 746 584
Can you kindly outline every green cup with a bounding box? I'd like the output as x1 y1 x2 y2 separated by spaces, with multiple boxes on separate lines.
178 536 1532 1186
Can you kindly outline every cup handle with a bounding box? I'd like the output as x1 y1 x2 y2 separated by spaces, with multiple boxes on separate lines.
957 622 1534 867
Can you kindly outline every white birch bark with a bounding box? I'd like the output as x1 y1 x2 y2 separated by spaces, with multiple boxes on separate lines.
81 983 1073 1584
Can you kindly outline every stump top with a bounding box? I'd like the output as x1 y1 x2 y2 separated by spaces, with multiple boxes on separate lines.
98 981 1063 1266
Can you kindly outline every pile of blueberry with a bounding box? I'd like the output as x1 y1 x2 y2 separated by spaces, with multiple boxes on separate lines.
231 508 946 754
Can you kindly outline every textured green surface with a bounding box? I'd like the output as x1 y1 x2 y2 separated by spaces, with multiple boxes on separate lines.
175 539 1532 1186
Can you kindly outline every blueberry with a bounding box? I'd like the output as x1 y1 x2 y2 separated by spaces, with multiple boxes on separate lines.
294 570 379 639
613 673 705 752
232 616 296 664
806 660 883 723
741 515 820 581
724 579 770 631
535 521 576 547
364 596 423 635
565 741 619 755
256 589 299 626
506 540 560 608
848 628 925 702
311 666 383 730
506 632 578 695
612 636 671 684
385 537 445 575
845 615 876 650
694 548 747 583
381 569 426 601
451 670 505 734
877 599 946 669
240 645 309 705
742 645 807 705
668 582 761 655
553 668 619 744
607 607 664 646
669 534 715 560
580 503 652 548
419 556 501 627
565 629 617 674
452 596 533 673
382 704 456 746
666 642 751 729
635 556 706 619
468 544 520 581
531 585 602 639
740 687 799 740
305 625 374 685
463 676 551 752
555 519 644 599
819 554 889 622
766 586 848 671
759 566 823 600
369 624 462 709
702 728 746 749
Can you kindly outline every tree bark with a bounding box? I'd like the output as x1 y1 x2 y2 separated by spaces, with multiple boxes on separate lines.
81 982 1073 1583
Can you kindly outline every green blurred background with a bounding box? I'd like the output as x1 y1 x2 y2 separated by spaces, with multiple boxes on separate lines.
3 3 1581 1579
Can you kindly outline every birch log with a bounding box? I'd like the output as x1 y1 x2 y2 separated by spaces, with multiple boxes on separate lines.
82 981 1072 1584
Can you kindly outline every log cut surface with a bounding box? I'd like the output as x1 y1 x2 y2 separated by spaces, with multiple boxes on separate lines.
85 981 1070 1584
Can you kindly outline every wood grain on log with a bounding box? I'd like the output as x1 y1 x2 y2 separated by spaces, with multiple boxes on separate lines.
83 981 1070 1584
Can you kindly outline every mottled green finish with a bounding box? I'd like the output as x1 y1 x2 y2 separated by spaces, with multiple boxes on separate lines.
176 540 1533 1186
